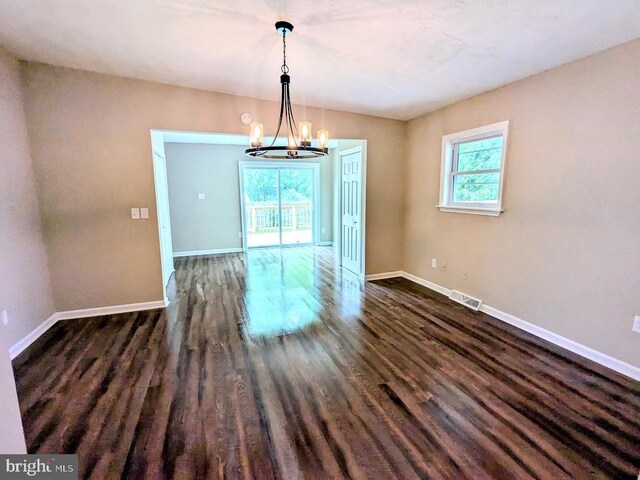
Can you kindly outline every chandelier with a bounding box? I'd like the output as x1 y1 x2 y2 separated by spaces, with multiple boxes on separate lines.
245 21 329 159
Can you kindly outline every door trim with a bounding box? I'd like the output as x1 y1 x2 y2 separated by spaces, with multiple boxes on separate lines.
336 144 367 278
239 161 320 251
150 130 174 303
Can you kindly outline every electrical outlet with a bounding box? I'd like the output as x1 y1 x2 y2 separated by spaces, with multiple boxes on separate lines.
197 193 205 200
140 208 149 219
431 258 437 268
131 208 140 219
633 316 640 333
2 310 8 326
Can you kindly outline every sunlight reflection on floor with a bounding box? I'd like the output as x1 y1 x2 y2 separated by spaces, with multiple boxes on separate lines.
244 287 321 337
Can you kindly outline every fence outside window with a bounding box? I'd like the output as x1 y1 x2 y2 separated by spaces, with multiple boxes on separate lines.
245 202 312 233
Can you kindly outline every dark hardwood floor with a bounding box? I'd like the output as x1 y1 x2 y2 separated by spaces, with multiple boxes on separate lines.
13 246 640 479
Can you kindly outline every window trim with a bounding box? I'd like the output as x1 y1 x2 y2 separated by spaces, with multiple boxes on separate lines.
437 121 509 216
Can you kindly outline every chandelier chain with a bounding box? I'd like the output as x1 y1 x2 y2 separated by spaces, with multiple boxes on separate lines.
281 31 289 74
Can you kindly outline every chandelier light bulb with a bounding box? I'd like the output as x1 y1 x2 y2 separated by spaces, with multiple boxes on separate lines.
317 130 329 149
250 123 264 148
299 122 312 146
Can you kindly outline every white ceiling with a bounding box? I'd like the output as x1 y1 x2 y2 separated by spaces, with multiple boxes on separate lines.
1 1 639 120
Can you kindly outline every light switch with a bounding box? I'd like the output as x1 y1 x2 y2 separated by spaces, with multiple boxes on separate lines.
131 208 140 219
140 208 149 219
198 193 206 200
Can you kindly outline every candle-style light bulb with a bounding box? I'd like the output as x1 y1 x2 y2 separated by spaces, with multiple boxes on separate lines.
317 130 329 149
299 122 312 147
249 123 264 148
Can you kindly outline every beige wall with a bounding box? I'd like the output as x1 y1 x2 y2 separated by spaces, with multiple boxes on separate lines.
0 49 48 453
404 39 640 367
21 63 405 310
165 142 335 253
0 51 55 346
165 143 244 253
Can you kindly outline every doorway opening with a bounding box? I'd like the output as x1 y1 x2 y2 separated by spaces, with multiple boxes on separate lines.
240 162 319 248
150 130 368 302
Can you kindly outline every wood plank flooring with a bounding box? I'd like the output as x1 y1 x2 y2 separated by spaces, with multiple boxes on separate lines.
13 246 640 479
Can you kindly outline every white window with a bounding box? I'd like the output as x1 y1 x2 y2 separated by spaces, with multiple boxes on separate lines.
438 121 509 216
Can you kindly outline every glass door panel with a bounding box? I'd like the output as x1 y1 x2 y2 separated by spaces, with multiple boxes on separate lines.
243 167 281 248
280 168 314 245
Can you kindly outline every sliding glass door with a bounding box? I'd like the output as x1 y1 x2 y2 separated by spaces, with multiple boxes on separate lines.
241 163 317 249
242 167 280 247
280 168 314 245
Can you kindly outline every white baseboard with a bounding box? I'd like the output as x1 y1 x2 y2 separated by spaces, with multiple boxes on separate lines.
55 300 169 321
367 271 640 382
480 304 640 382
365 271 404 281
173 248 243 258
318 241 334 246
402 271 452 297
9 313 59 360
10 300 169 360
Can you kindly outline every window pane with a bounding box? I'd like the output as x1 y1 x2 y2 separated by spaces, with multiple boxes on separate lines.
280 169 313 245
453 172 500 202
243 168 280 248
456 136 503 172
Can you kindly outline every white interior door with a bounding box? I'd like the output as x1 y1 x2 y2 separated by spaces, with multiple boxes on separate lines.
341 148 362 274
151 139 174 298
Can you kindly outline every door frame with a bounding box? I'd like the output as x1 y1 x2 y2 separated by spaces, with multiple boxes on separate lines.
238 160 320 251
335 143 367 278
150 130 174 304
